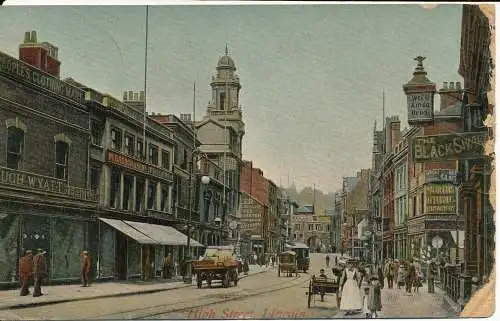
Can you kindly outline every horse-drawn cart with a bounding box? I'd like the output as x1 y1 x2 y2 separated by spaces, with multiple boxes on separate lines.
278 251 298 277
192 247 239 288
306 266 343 308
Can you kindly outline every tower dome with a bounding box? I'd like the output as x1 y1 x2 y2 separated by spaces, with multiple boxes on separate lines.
217 45 236 69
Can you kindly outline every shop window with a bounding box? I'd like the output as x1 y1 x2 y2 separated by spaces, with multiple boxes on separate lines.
420 192 425 215
122 175 133 211
91 122 103 146
109 168 120 208
125 134 135 156
162 149 170 170
136 180 145 212
6 126 24 170
147 182 156 210
149 144 159 165
55 141 69 180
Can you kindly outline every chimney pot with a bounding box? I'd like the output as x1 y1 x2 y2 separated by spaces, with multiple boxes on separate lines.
24 32 30 43
443 82 448 89
456 82 461 90
449 82 455 89
31 31 37 43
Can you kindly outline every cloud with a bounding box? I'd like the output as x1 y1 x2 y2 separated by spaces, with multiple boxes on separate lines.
421 4 439 10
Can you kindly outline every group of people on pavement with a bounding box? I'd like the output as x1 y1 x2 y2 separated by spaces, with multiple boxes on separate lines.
19 249 91 297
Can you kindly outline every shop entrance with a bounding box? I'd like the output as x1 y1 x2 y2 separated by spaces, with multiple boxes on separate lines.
115 232 128 280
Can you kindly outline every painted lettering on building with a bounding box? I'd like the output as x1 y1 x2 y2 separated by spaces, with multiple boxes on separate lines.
0 166 98 202
107 150 173 181
0 51 85 104
425 170 458 184
407 92 433 122
412 132 487 162
425 184 456 214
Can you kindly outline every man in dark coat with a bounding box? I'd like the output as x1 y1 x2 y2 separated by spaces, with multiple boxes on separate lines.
163 253 173 279
19 250 33 296
427 259 438 293
33 249 48 297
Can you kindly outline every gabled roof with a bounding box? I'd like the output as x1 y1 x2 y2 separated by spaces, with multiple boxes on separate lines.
195 118 227 130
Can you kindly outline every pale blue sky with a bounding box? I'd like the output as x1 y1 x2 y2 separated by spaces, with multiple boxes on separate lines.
0 4 463 193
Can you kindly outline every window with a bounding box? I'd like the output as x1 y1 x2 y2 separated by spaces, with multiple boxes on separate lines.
6 127 24 169
149 144 158 165
122 175 133 211
55 141 69 180
91 122 103 146
181 149 188 170
161 185 169 212
125 134 135 156
147 181 156 210
162 149 170 170
136 179 145 212
420 192 425 215
110 128 122 151
136 139 144 159
412 196 417 217
219 92 225 110
109 168 120 208
308 224 313 231
90 166 100 189
294 223 300 231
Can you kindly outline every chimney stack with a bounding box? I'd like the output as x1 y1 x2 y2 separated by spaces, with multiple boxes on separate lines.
19 30 60 78
438 81 463 111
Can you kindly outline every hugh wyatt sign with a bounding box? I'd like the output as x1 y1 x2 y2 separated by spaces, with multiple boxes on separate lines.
412 132 487 162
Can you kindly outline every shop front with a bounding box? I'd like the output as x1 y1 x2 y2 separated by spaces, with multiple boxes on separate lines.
0 201 98 288
97 218 204 280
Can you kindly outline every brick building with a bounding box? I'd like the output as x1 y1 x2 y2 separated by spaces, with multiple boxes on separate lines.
0 31 99 286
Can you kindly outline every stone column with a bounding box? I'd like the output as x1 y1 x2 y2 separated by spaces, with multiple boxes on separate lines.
168 184 173 213
119 171 125 210
156 181 162 211
100 164 111 207
132 176 137 212
144 178 149 211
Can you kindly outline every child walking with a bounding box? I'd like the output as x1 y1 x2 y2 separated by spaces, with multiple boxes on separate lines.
368 274 382 318
362 286 371 318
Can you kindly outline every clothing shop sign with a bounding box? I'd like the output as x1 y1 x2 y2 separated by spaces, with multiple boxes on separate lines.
0 166 99 202
0 51 85 104
424 184 457 214
107 150 173 181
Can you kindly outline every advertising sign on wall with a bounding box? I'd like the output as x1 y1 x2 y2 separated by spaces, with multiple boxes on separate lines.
425 170 458 184
407 92 434 122
425 184 457 214
412 132 487 162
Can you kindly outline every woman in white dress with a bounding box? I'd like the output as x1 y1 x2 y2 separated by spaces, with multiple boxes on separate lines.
340 262 363 315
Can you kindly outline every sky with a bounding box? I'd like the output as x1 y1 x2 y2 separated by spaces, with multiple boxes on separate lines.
0 4 463 193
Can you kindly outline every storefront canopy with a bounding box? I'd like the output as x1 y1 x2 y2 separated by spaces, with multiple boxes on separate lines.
99 218 158 245
124 220 204 247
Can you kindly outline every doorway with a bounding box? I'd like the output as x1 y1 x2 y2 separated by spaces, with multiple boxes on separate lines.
115 232 128 280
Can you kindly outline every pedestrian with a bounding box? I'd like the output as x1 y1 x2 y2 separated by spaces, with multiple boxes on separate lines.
397 264 405 289
362 286 370 318
81 250 91 287
19 250 33 296
405 261 417 294
384 259 394 289
368 274 382 318
339 260 363 315
163 253 172 279
326 255 330 267
377 264 384 289
33 248 48 297
427 259 437 293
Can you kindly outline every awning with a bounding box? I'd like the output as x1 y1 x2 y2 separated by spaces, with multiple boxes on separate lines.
99 218 158 245
124 220 204 247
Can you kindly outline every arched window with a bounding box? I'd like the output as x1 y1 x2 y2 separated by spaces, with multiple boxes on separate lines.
55 141 69 180
6 126 25 169
219 92 225 110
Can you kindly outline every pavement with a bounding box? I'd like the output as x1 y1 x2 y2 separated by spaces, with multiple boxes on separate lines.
333 281 457 318
0 265 270 311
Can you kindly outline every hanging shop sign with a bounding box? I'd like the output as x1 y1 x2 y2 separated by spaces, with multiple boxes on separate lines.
412 132 487 162
425 169 458 184
0 166 99 202
424 184 456 214
107 150 173 182
0 51 85 104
